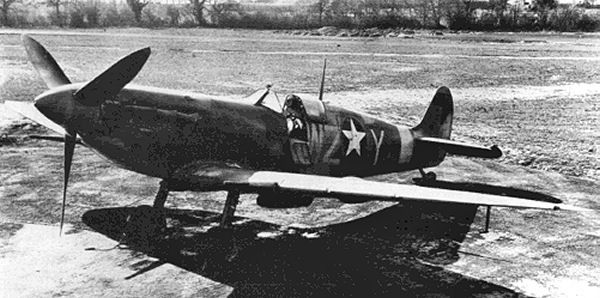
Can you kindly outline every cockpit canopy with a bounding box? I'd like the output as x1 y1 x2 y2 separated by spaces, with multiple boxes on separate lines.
248 88 283 113
250 88 327 123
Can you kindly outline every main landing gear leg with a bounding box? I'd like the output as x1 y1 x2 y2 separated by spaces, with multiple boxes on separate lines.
151 180 169 230
153 180 169 209
482 206 491 233
220 190 240 228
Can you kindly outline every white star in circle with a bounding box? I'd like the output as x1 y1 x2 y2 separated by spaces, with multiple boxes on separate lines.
342 119 366 156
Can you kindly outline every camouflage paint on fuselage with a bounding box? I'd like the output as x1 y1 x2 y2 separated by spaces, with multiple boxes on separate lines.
39 84 289 178
36 84 438 186
296 104 412 177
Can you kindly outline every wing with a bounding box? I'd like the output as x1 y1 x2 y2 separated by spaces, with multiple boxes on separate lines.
240 171 586 211
168 162 255 191
170 163 586 211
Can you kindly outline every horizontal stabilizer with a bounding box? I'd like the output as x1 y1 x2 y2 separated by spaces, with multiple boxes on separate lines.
417 137 502 159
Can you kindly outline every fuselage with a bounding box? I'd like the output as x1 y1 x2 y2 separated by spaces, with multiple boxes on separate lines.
34 84 439 184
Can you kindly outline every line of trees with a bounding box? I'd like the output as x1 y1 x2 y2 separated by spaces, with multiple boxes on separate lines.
0 0 599 32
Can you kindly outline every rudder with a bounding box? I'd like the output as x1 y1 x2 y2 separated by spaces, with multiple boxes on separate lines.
413 86 453 139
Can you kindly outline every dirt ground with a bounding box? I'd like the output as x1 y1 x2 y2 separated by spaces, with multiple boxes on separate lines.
0 28 599 297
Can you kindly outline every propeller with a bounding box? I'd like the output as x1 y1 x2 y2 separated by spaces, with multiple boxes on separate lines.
21 34 151 235
22 35 71 88
74 47 151 106
22 35 75 236
60 130 76 235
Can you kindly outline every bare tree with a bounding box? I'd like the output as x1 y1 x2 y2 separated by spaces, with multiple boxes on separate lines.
47 0 66 26
490 0 508 27
0 0 18 26
444 0 477 28
311 0 328 26
166 4 180 26
428 0 444 28
508 0 522 28
326 0 355 25
126 0 149 24
189 0 206 26
208 0 239 26
531 0 558 28
380 0 406 15
415 0 430 26
532 0 558 11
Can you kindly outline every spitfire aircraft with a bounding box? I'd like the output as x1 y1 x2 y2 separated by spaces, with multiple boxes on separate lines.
6 35 586 235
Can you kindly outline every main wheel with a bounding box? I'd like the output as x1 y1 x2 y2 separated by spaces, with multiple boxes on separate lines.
424 171 437 181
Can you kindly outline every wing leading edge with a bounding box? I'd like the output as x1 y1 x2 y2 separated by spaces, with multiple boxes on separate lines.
230 171 587 211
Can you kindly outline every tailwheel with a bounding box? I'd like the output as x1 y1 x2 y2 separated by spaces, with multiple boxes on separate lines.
423 171 437 181
413 168 437 185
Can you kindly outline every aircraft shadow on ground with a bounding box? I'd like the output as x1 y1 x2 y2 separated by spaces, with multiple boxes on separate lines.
82 197 536 297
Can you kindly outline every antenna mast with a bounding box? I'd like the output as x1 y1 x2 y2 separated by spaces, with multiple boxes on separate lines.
318 59 327 101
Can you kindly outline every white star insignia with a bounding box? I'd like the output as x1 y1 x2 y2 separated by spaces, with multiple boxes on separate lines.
342 119 366 156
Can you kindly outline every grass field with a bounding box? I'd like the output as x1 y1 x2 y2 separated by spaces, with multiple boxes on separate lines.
1 28 600 297
2 29 600 95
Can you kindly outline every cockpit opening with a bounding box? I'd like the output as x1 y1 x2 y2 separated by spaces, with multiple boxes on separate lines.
283 94 308 141
250 87 326 127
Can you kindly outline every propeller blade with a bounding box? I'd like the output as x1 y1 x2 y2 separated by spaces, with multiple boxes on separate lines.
74 47 151 106
59 129 76 236
21 34 71 88
4 101 67 136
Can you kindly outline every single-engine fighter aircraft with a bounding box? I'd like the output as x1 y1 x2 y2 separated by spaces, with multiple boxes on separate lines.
6 35 587 235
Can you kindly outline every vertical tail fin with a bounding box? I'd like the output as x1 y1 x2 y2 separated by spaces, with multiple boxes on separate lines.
410 87 454 168
413 86 453 139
